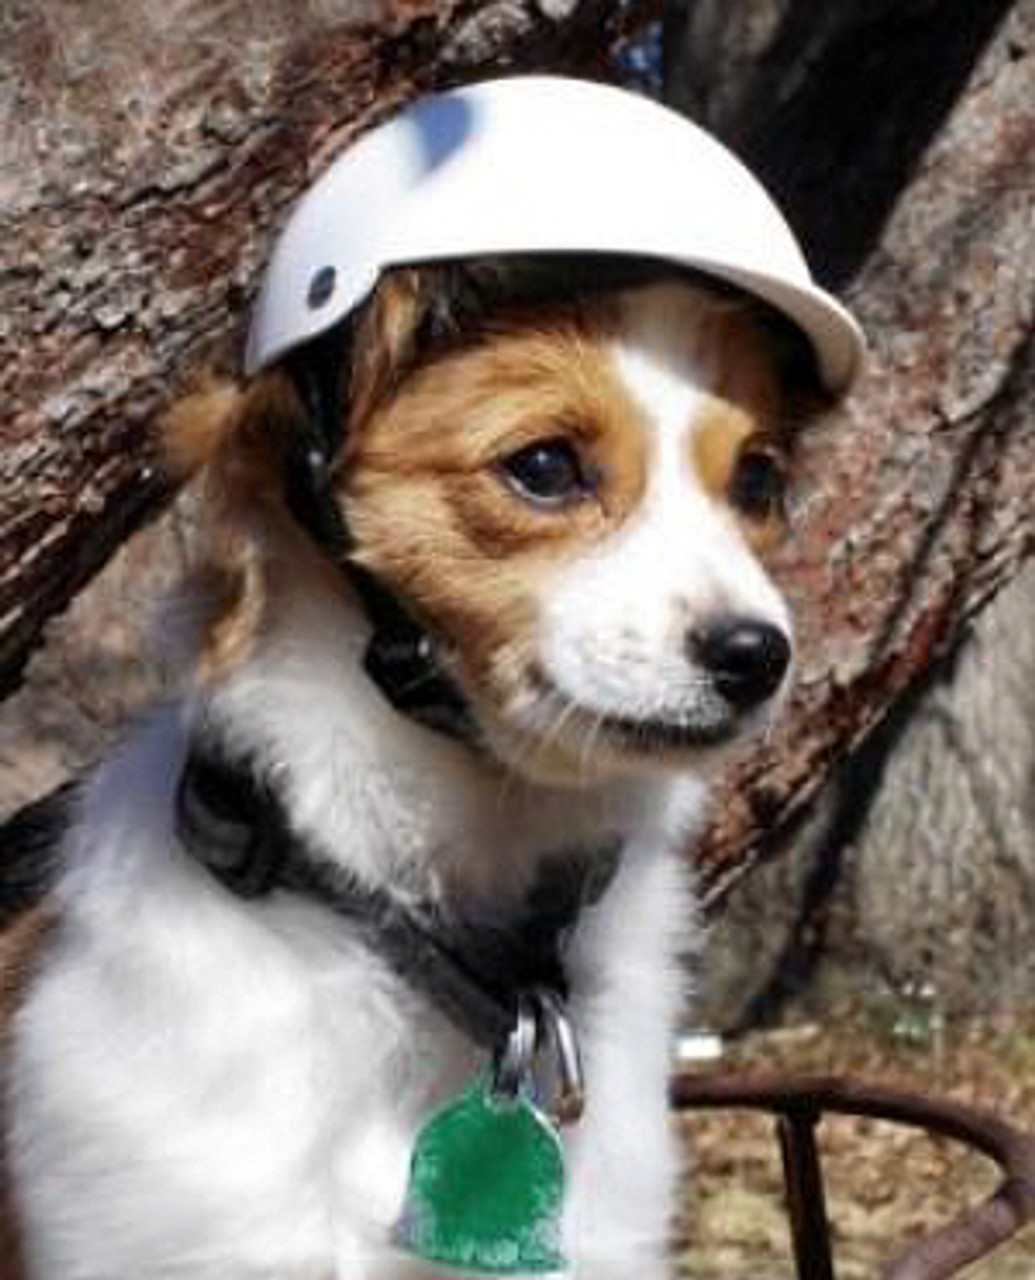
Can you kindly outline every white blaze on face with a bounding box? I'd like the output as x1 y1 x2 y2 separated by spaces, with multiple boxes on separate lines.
536 284 792 740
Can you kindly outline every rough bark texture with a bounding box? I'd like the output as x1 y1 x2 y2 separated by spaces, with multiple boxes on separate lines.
668 0 1035 900
662 0 1035 1023
0 0 653 702
0 498 198 814
701 565 1035 1027
665 0 1019 287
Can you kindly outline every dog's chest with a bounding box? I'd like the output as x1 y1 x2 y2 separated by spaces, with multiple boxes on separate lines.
8 713 678 1278
11 882 485 1276
10 869 606 1271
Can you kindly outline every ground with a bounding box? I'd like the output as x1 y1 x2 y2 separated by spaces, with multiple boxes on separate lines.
675 1010 1035 1279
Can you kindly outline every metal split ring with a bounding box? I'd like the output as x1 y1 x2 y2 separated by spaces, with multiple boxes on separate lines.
493 995 539 1103
493 988 585 1126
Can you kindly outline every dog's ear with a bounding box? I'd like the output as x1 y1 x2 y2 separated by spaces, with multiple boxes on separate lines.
162 373 318 679
161 260 530 522
164 372 313 509
163 380 246 480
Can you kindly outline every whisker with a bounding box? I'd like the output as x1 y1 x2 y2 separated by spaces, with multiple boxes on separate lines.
532 692 580 764
577 706 608 785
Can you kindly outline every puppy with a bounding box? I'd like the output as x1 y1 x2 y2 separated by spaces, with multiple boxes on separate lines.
2 249 824 1280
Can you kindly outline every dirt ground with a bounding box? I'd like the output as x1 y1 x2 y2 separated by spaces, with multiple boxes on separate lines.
675 1011 1035 1280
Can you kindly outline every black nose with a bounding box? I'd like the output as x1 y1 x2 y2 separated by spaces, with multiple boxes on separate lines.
691 619 791 711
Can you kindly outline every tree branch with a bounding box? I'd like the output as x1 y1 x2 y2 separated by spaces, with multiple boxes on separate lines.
0 0 655 699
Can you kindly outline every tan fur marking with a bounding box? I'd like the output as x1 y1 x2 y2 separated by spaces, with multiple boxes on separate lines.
166 373 320 681
190 555 269 682
692 400 758 499
349 269 428 429
691 399 788 551
162 382 244 480
346 312 648 701
672 292 791 554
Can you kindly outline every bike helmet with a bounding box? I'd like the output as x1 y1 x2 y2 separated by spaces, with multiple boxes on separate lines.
246 75 863 396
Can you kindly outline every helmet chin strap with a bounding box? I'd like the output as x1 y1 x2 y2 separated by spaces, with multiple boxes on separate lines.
283 337 478 745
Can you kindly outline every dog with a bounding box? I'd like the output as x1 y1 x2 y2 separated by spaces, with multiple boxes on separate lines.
2 78 859 1280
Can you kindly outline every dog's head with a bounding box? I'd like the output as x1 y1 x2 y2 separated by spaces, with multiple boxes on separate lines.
169 255 829 785
168 78 862 787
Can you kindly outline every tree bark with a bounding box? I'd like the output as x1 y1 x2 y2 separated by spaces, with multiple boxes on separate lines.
664 0 1018 288
663 0 1035 898
0 0 653 701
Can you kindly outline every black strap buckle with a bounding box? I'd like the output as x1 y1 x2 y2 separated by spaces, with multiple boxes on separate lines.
175 748 286 899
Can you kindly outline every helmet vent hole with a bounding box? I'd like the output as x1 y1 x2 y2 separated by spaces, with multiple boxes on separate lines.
307 266 337 310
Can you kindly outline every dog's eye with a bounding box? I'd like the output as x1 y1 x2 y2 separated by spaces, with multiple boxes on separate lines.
501 438 589 508
729 446 787 522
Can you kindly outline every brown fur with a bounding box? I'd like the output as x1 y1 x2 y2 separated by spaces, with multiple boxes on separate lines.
163 372 324 680
672 293 794 555
162 269 801 700
162 381 245 480
346 309 650 706
348 268 435 429
1 270 807 1273
691 400 789 552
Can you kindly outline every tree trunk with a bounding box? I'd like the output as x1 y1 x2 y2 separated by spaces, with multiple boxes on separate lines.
664 0 1018 288
663 0 1035 1027
0 0 652 701
664 0 1035 897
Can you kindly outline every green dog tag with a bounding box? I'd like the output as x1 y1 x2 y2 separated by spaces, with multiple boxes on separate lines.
395 1076 566 1275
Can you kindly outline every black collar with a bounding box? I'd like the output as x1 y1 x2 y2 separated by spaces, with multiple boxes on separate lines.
175 738 620 1052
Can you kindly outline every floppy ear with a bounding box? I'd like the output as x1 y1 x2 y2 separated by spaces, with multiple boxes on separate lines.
162 380 246 481
162 372 323 679
161 265 473 551
164 372 317 516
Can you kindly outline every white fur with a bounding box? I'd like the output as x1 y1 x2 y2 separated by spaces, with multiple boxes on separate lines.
513 286 792 777
8 283 792 1279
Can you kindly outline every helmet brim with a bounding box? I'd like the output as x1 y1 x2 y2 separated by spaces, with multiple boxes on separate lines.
246 77 864 397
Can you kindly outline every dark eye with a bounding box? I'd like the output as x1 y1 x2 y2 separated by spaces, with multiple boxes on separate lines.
501 438 590 508
729 447 787 521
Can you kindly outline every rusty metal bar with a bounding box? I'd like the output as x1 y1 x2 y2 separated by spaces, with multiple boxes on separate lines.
671 1071 1035 1280
778 1105 835 1280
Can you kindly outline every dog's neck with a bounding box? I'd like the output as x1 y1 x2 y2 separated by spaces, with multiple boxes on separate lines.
196 582 680 918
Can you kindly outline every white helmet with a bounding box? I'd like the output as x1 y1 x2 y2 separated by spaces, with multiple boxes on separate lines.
246 75 864 396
